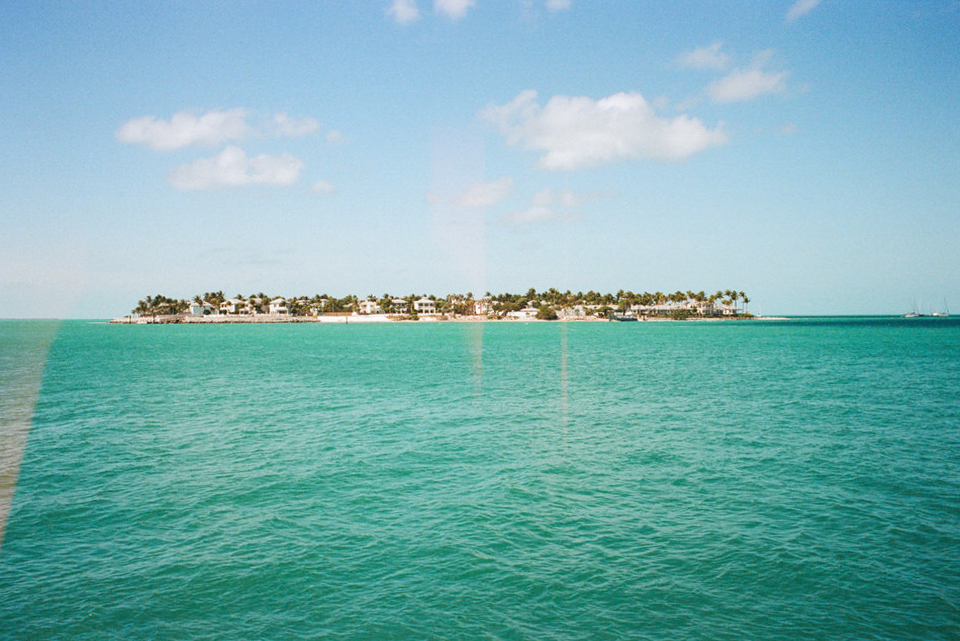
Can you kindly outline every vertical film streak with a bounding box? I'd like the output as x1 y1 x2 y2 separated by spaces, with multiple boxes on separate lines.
0 321 59 553
560 322 569 444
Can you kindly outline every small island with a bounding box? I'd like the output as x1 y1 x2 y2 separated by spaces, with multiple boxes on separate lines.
111 289 754 324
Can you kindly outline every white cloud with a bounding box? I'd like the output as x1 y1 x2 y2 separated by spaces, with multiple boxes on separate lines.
169 146 304 190
311 180 337 194
326 129 346 144
545 0 571 11
388 0 420 24
679 47 790 104
785 0 820 23
675 42 731 71
272 113 319 137
503 188 581 225
452 177 513 208
707 66 788 103
117 109 250 151
434 0 475 20
482 90 728 171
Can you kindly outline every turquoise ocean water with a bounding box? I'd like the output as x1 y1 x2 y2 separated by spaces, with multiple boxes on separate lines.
1 318 959 639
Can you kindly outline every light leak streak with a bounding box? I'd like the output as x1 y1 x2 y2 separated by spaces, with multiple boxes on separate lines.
0 321 59 553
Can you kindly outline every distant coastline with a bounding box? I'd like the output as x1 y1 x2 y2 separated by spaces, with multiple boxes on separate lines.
109 314 609 324
112 288 759 324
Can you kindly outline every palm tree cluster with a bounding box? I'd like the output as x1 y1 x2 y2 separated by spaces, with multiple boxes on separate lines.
487 288 750 316
132 294 190 316
132 291 360 316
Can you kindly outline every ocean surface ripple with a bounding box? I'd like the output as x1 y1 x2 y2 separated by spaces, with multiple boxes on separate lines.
1 318 959 640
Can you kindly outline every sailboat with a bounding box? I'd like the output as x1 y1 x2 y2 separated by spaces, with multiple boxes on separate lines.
904 299 925 318
932 298 950 318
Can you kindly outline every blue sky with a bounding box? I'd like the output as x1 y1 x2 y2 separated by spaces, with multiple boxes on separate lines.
2 0 959 317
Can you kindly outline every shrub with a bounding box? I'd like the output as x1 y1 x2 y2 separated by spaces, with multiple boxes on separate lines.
536 305 558 320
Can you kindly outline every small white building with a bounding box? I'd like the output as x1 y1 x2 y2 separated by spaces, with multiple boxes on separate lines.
391 298 409 313
268 297 289 315
414 297 436 315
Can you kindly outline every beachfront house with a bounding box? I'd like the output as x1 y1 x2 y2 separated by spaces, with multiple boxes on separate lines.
359 299 381 315
558 305 588 318
631 303 673 317
269 297 289 315
220 298 244 314
391 298 409 314
507 307 539 319
474 299 492 316
414 297 436 315
187 301 216 317
689 300 715 316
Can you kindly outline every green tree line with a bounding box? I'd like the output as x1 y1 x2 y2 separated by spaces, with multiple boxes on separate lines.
132 288 750 318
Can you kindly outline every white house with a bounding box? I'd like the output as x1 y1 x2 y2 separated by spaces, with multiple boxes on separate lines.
268 297 289 315
474 299 493 315
187 301 215 316
359 299 381 315
220 298 245 314
632 303 674 316
688 300 715 316
558 305 587 318
414 297 436 315
507 307 539 319
391 298 409 313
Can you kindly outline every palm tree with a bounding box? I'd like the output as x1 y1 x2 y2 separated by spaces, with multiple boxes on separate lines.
693 290 708 315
